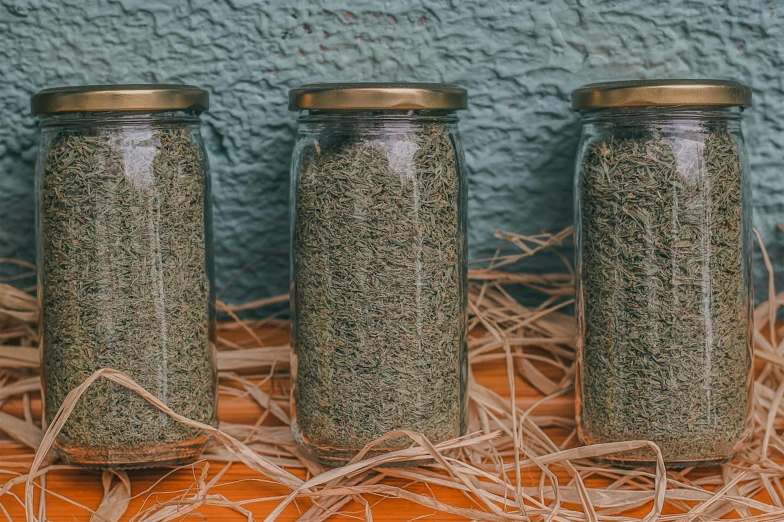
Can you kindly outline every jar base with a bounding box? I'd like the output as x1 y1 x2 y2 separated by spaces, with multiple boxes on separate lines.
304 446 432 468
577 426 743 469
298 440 426 468
292 426 429 468
54 435 211 469
594 453 735 469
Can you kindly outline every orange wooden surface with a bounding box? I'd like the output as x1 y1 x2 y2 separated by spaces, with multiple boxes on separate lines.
0 324 771 521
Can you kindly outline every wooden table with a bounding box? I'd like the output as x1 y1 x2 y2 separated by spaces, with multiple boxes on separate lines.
0 325 768 521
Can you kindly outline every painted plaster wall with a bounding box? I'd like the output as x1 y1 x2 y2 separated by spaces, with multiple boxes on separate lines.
0 0 782 305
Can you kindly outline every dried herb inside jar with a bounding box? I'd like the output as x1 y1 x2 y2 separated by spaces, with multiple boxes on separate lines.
293 123 466 459
578 128 751 463
41 126 216 461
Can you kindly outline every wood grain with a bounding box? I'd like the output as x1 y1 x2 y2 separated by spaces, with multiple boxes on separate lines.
0 325 766 521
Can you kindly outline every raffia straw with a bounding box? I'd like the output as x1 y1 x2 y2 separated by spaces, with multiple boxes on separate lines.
89 471 131 522
1 227 784 520
24 368 303 518
0 282 37 325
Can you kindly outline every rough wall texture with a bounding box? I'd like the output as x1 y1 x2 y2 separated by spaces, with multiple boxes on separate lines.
0 0 782 305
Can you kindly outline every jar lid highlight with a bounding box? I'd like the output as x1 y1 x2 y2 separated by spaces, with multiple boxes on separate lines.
289 82 467 111
571 79 751 110
31 84 209 115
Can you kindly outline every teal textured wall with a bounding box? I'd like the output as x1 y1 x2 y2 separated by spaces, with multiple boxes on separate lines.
1 0 782 305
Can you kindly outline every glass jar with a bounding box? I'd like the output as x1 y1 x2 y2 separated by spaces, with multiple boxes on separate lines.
288 83 468 465
572 80 753 466
32 85 217 468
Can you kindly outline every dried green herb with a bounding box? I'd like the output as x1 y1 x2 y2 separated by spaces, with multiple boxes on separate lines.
293 123 466 463
40 124 216 467
578 126 752 465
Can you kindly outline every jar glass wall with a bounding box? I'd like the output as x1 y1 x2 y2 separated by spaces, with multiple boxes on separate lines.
572 81 754 467
288 83 468 465
33 86 217 468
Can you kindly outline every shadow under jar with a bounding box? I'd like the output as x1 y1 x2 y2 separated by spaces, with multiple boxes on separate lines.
288 83 469 466
32 85 217 468
571 80 754 467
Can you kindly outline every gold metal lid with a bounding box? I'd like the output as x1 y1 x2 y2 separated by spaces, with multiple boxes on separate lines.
289 82 467 111
31 84 209 115
571 79 751 110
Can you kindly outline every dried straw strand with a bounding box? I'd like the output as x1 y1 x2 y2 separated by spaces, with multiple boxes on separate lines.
0 227 782 521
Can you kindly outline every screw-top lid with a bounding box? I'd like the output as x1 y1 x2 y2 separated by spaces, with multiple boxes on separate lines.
289 82 467 111
31 84 209 115
571 79 751 110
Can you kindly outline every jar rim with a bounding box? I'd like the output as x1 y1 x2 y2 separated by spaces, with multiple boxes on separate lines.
571 79 751 110
289 82 467 111
31 84 209 115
